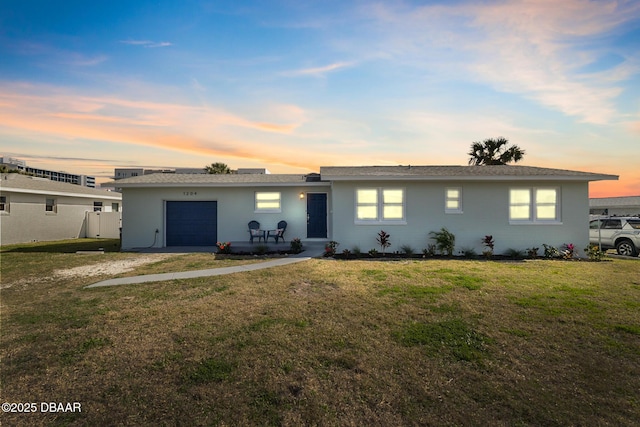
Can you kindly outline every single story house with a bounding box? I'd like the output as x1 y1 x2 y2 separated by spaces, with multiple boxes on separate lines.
589 196 640 217
0 173 122 245
110 165 617 255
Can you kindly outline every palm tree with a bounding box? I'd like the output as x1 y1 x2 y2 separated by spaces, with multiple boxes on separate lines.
204 162 232 174
467 137 525 165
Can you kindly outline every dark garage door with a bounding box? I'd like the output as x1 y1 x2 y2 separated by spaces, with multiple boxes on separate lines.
166 201 217 246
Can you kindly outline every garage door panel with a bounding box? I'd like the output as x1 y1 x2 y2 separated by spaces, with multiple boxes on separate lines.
166 201 217 246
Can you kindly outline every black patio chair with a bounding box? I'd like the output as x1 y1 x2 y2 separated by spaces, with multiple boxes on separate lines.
268 220 287 243
248 220 265 243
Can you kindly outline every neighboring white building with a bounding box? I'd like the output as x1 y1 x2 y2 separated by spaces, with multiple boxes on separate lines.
589 196 640 217
0 173 122 245
0 157 96 188
109 165 617 254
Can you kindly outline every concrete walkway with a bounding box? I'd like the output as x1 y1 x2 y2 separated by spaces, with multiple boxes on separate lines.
85 241 327 288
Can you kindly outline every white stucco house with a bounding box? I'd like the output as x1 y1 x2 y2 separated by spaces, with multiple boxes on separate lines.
0 173 122 245
110 165 617 255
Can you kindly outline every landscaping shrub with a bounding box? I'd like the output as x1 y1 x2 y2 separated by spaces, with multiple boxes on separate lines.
422 244 437 257
216 242 232 254
482 235 495 259
543 244 560 259
585 245 605 261
503 248 525 259
400 245 415 256
429 228 455 256
290 238 303 254
324 241 339 257
376 230 391 255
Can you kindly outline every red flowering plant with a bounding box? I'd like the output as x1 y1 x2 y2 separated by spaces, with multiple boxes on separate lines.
561 243 575 259
216 241 232 254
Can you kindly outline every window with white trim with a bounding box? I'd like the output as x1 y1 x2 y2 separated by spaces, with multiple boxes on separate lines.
0 195 8 213
45 198 57 213
255 192 281 213
509 188 559 223
93 201 103 212
445 187 462 213
356 188 405 223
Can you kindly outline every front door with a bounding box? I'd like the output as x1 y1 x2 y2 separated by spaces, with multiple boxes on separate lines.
306 193 327 238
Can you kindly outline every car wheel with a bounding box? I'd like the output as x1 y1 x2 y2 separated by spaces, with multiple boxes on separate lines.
616 239 638 257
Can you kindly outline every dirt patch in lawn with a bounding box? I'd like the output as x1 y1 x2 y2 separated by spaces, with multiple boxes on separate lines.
54 254 175 278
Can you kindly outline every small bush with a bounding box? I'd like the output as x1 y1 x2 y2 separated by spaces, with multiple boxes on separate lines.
376 230 391 255
216 241 232 254
503 248 525 259
585 245 605 261
400 244 415 256
561 243 575 259
422 244 437 257
542 244 560 259
429 228 455 256
324 241 339 257
368 248 379 257
290 238 303 254
255 244 269 255
527 247 539 258
481 235 494 259
351 246 362 256
342 248 352 258
460 247 477 258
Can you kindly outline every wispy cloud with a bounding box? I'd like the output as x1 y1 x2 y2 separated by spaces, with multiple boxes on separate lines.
120 39 173 48
0 83 317 170
361 0 640 124
283 61 354 77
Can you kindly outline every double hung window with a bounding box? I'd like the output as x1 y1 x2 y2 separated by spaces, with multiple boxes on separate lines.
509 188 559 223
445 187 462 213
356 188 405 223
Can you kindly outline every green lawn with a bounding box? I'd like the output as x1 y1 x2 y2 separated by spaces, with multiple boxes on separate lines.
1 239 639 426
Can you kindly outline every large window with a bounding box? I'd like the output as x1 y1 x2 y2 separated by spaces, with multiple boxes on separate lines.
255 192 281 213
45 198 57 213
509 188 559 223
356 188 405 223
445 187 462 213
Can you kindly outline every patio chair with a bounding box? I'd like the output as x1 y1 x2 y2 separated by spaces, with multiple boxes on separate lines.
248 220 265 243
267 220 287 243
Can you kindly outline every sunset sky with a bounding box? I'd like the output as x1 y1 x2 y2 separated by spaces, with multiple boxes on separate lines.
1 0 638 196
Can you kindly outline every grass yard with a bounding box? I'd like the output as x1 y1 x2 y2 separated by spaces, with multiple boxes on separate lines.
1 239 639 426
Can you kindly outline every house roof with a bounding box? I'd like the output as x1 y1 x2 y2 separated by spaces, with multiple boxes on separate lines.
1 173 122 200
105 173 327 188
104 165 617 188
589 196 640 208
320 165 618 181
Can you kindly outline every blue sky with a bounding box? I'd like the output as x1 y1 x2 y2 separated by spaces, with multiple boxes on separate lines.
1 0 638 196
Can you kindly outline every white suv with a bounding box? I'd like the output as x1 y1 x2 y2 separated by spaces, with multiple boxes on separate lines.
589 217 640 257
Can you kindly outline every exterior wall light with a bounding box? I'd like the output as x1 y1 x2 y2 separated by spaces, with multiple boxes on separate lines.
299 192 305 199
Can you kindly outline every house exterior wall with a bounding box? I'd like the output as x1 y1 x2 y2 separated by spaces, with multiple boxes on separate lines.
121 185 330 250
0 191 121 245
330 180 590 255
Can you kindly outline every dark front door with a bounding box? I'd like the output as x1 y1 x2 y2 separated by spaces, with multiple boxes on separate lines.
307 193 327 238
166 201 217 246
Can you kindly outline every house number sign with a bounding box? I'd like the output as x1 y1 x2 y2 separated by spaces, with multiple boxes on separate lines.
183 191 198 196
